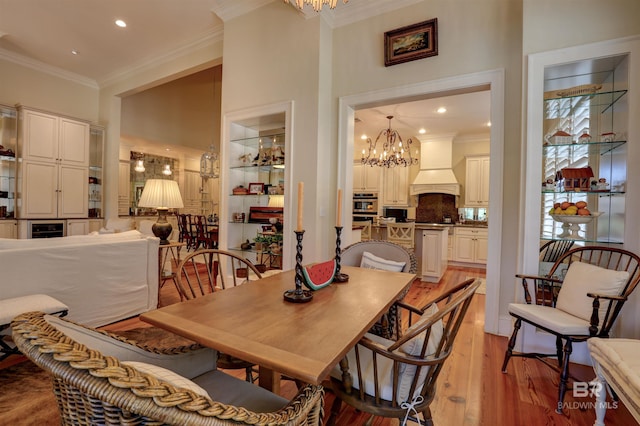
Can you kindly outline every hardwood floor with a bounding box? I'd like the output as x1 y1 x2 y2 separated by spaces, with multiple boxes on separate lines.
2 265 636 425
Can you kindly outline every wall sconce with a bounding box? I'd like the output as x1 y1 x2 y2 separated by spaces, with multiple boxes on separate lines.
162 164 172 176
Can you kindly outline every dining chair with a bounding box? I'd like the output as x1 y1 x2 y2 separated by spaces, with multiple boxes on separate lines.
193 214 216 250
175 213 195 250
341 240 417 339
502 246 640 413
386 222 416 250
327 278 480 426
177 249 264 381
12 311 324 426
539 239 575 263
353 220 371 241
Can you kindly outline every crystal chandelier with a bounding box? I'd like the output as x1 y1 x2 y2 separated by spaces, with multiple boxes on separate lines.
200 144 220 179
284 0 348 12
361 116 418 168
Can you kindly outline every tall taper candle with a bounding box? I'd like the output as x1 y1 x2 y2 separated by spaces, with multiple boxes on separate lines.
336 188 342 227
297 182 304 231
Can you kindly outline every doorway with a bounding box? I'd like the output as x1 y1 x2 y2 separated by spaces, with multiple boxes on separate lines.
338 70 505 335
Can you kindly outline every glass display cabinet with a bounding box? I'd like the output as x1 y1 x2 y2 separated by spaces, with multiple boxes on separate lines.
0 105 17 220
540 54 628 248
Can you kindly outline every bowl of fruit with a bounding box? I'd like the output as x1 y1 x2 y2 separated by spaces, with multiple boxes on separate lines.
548 201 603 239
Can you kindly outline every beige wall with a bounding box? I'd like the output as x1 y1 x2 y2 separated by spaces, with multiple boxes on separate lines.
0 58 98 121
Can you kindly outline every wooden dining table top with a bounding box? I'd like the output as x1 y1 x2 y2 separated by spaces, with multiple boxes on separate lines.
140 265 415 386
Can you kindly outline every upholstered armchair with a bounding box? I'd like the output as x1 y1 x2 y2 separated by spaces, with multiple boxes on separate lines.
12 311 324 426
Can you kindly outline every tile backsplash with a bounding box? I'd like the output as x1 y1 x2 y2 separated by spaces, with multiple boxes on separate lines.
415 194 458 223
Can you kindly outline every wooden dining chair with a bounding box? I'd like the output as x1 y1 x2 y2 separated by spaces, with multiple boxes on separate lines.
176 213 196 250
502 246 640 413
386 222 416 250
176 249 264 381
360 222 372 241
341 240 417 340
539 239 575 263
327 278 480 426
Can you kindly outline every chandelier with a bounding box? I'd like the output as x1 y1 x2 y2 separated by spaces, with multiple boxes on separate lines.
284 0 348 12
361 116 418 168
200 144 220 179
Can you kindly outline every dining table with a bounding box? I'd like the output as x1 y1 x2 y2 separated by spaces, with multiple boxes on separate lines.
140 264 416 393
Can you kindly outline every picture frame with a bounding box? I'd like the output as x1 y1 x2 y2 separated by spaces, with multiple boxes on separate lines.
384 18 438 67
248 182 265 195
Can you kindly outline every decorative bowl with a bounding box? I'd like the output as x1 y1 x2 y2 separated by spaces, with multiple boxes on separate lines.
551 212 603 224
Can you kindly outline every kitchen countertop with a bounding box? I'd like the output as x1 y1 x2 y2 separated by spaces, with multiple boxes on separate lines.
373 222 487 229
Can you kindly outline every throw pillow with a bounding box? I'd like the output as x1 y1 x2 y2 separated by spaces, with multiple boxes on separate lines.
360 251 406 272
396 303 444 403
122 361 210 398
555 261 629 326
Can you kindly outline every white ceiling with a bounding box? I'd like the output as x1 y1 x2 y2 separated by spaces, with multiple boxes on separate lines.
0 0 490 146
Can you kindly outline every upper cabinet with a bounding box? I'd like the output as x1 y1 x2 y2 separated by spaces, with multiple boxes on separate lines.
382 166 409 206
17 107 90 218
465 156 490 207
353 163 381 192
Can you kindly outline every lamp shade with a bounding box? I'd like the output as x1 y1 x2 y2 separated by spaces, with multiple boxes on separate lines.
138 179 184 209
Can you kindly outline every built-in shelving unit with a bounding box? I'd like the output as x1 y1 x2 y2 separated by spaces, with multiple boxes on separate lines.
221 103 292 271
540 60 628 247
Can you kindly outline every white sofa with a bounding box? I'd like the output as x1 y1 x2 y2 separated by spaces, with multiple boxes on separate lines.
0 230 159 327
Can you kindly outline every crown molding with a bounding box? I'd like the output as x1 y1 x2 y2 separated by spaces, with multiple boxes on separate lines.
98 27 225 89
211 0 275 22
0 48 98 89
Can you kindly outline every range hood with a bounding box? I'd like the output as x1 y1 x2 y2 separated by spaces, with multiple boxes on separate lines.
410 137 461 196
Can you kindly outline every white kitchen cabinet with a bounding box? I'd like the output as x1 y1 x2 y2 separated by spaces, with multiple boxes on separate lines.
417 228 448 282
17 107 90 218
118 161 131 216
465 156 490 207
0 220 16 238
88 219 103 233
353 163 381 192
453 227 488 265
67 219 89 236
20 160 88 218
382 166 409 206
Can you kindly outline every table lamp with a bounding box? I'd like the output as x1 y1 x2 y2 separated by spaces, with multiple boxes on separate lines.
137 179 184 245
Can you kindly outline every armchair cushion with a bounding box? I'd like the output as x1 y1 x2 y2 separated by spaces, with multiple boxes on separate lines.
330 304 444 404
360 251 406 272
46 315 216 379
122 361 209 397
508 303 590 335
556 261 629 325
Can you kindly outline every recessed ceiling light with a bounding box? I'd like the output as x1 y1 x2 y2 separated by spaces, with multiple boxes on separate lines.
115 19 127 28
71 50 79 55
437 107 447 114
360 134 367 140
486 121 492 127
418 128 426 134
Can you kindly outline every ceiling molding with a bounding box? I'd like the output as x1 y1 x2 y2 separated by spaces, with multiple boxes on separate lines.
211 0 275 21
329 0 424 28
98 28 225 89
0 48 98 89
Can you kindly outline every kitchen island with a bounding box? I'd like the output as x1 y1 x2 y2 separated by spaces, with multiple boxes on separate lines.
371 222 487 282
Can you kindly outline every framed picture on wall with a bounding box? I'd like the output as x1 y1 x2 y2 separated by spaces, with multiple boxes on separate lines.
248 182 265 195
384 18 438 67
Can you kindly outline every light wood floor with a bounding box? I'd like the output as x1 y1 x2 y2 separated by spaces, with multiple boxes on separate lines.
2 265 636 425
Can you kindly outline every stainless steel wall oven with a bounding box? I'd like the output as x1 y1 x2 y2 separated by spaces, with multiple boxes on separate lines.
353 192 378 222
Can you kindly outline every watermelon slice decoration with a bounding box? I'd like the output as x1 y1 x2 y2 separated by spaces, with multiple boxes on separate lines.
302 259 337 291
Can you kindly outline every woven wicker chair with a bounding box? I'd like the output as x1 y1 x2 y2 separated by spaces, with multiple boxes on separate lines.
12 311 324 426
327 279 480 426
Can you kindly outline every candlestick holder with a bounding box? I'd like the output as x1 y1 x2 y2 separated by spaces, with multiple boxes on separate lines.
333 226 349 282
284 230 313 303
